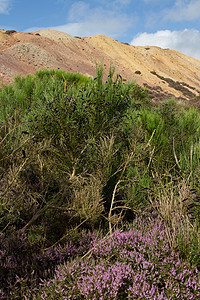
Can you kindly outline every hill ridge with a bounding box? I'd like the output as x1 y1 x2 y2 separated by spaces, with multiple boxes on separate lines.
1 29 200 101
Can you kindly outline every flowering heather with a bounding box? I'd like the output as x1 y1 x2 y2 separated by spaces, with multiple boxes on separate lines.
28 216 200 299
0 229 100 299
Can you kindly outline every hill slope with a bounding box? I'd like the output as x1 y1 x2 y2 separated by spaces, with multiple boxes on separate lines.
1 29 200 101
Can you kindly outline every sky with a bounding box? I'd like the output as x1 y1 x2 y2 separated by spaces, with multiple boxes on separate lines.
1 0 200 60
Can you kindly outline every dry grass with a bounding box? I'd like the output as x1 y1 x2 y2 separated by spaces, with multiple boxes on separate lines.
70 174 104 222
149 178 200 254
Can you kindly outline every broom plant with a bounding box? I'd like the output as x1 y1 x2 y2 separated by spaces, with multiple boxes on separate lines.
0 66 200 298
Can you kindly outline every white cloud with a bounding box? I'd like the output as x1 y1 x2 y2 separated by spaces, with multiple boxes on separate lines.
143 0 171 4
26 17 131 39
0 0 11 14
68 1 89 22
25 1 135 38
66 1 133 37
143 0 164 3
130 29 200 60
95 0 131 9
113 0 131 5
165 0 200 21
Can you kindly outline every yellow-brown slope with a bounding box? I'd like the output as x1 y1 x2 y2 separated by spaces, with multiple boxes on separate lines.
1 29 200 101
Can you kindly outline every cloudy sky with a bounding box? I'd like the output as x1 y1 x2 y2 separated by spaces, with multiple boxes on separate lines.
1 0 200 59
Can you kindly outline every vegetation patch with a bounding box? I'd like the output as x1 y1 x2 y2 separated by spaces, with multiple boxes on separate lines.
5 30 16 35
0 66 200 298
150 70 199 99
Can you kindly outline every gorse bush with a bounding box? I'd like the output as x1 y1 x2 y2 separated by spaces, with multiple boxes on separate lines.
0 69 91 123
0 66 141 237
126 99 200 175
0 66 200 298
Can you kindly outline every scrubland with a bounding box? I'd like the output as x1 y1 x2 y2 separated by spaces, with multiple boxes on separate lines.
0 66 200 299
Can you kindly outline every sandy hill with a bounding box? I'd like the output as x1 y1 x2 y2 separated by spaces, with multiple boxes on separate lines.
1 29 200 101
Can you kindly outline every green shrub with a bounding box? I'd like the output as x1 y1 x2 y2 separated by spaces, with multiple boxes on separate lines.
1 66 200 269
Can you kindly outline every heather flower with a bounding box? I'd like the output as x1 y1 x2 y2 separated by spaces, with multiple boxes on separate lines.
32 215 200 299
0 229 100 298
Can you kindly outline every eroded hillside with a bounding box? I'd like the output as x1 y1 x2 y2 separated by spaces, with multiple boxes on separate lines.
1 29 200 101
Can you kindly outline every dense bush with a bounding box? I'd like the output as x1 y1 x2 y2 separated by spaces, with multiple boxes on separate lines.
0 67 200 298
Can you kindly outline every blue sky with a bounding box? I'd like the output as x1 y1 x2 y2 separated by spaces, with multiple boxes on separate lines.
1 0 200 59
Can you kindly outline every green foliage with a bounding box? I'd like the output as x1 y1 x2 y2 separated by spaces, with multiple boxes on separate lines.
0 69 91 123
1 66 200 273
